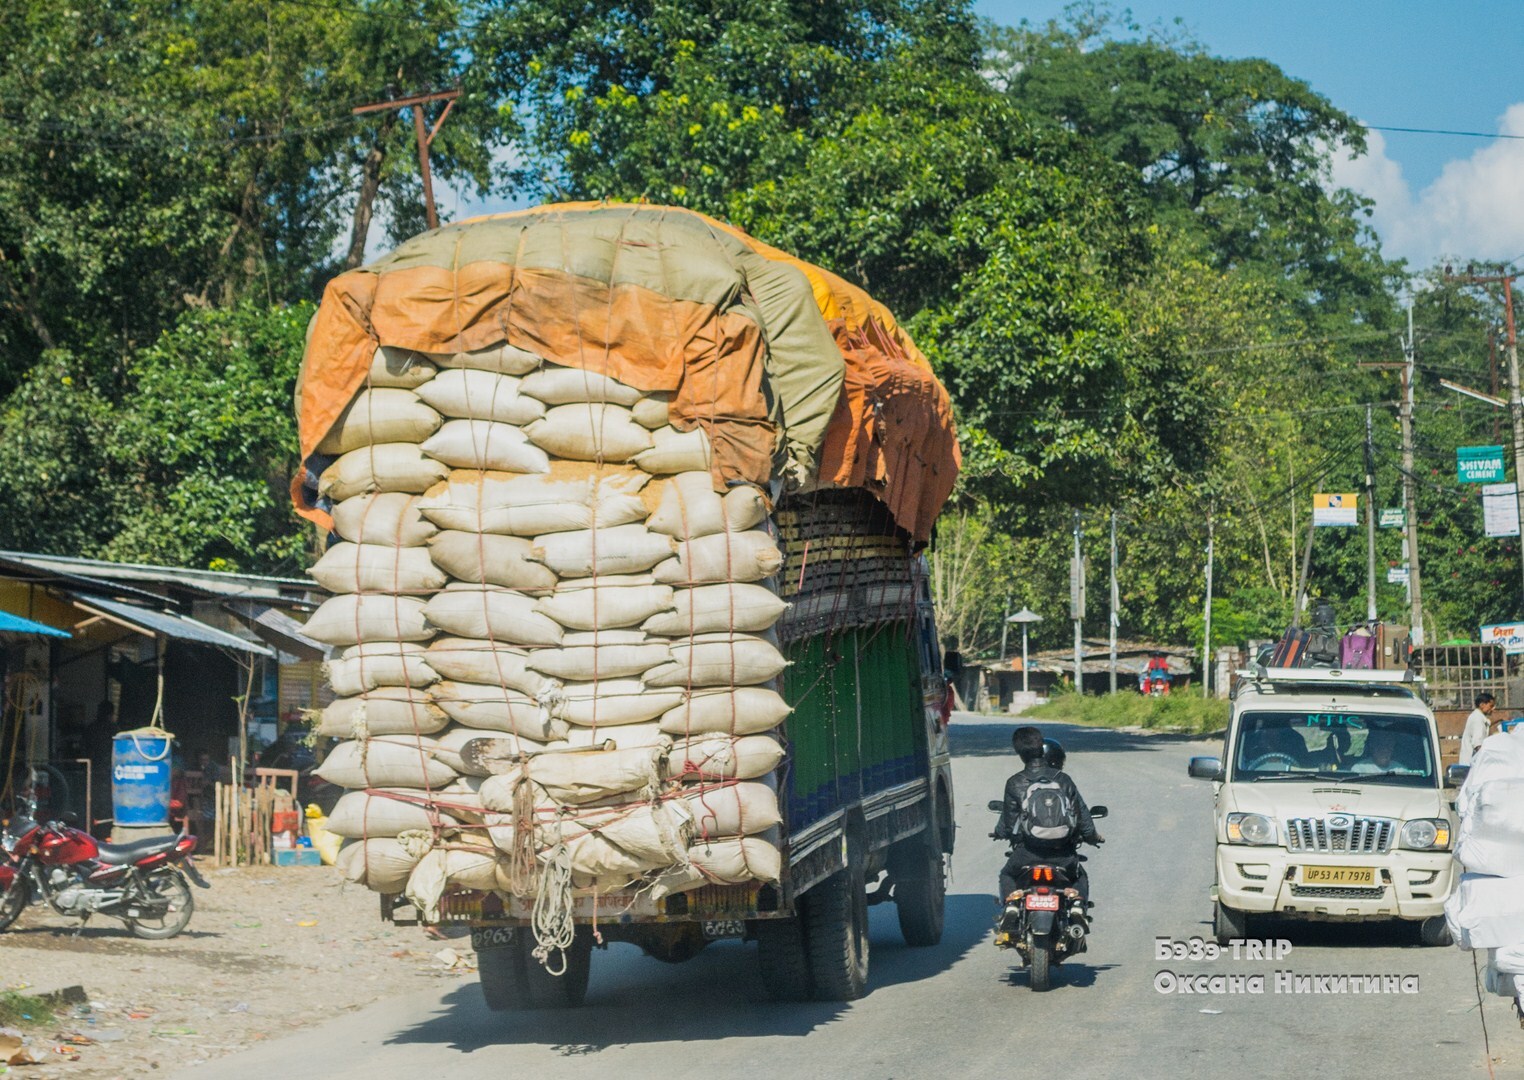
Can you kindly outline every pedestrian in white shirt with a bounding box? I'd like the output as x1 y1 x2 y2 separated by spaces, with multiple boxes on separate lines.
1459 692 1497 764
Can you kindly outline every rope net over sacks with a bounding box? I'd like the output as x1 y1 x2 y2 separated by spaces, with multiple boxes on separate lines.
290 202 960 964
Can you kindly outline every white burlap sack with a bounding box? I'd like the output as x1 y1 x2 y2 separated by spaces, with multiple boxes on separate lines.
331 493 438 547
631 394 672 429
526 641 671 680
436 775 486 820
431 681 567 741
430 342 544 376
367 346 436 389
648 838 782 895
424 638 548 696
337 837 422 893
668 735 785 781
1457 778 1524 877
325 790 459 839
642 583 787 636
309 542 447 595
318 688 448 738
655 529 783 585
537 583 675 631
565 800 692 867
681 782 781 839
632 425 713 474
519 367 642 407
564 721 666 748
525 403 653 462
407 846 505 918
529 524 676 578
416 368 546 425
319 444 450 501
1495 942 1524 976
425 532 559 591
643 634 789 688
421 419 552 473
559 679 685 726
417 468 649 534
325 642 439 696
527 742 669 804
302 594 432 646
423 585 564 644
647 473 767 538
659 687 792 736
316 388 443 455
317 738 457 790
1444 872 1524 950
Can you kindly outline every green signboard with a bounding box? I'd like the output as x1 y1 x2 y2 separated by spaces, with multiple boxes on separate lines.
1458 445 1506 484
1379 508 1405 529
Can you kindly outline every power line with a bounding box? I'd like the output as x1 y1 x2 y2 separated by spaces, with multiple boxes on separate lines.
1365 124 1524 142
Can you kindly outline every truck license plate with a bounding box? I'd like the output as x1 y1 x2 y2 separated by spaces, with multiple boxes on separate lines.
469 925 518 952
1301 865 1375 886
702 919 745 940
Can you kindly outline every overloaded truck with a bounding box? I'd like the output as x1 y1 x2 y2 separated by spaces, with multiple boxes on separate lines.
291 203 962 1006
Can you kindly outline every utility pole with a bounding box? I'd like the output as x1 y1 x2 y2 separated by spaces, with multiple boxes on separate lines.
353 87 461 232
1365 403 1378 622
1109 511 1119 695
1000 596 1011 662
1203 508 1214 699
1071 511 1085 694
1402 305 1425 646
1452 268 1524 607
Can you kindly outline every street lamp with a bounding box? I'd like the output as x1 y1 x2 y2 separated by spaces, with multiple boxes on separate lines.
1008 607 1043 695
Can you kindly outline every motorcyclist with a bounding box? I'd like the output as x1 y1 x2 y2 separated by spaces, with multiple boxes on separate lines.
995 726 1103 905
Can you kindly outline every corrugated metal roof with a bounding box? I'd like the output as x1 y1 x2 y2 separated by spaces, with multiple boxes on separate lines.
72 595 273 657
0 550 313 601
0 610 70 639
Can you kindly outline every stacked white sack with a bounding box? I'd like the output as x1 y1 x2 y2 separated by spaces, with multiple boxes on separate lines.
303 345 792 915
1446 730 1524 1006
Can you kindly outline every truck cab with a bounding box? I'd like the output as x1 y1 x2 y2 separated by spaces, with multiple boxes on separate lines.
1188 667 1459 945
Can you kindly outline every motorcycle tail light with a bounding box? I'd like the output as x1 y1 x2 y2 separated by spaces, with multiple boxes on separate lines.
1036 887 1050 895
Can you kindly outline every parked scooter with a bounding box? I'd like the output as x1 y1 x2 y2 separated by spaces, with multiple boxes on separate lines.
0 790 207 939
988 800 1109 991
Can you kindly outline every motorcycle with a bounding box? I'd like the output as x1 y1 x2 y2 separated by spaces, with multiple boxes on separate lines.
1 791 208 939
988 800 1109 991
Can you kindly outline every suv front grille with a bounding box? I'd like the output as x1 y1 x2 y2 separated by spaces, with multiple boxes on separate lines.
1288 884 1387 900
1285 816 1394 854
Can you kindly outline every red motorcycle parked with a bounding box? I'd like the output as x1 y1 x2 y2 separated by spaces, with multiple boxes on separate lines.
0 793 206 939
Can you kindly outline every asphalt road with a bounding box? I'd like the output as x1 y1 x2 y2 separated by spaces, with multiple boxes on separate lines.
177 716 1524 1080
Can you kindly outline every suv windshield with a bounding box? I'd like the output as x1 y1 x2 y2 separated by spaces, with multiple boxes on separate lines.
1232 710 1436 787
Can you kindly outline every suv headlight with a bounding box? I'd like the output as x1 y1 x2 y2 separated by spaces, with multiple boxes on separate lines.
1226 813 1278 845
1399 818 1451 851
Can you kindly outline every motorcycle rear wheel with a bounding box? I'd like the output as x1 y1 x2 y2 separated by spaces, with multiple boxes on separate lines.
0 871 30 931
1029 940 1052 991
126 870 194 939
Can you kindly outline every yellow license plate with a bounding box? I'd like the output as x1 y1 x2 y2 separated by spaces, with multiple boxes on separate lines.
1302 865 1375 886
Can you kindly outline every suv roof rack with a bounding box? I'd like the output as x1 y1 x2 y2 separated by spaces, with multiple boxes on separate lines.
1236 665 1422 686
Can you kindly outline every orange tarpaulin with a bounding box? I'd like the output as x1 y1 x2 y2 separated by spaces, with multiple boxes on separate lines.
293 202 959 542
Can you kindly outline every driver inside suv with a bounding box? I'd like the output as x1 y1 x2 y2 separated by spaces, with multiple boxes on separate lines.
1243 726 1309 771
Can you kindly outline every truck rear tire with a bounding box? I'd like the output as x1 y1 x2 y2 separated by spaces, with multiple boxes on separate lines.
892 836 946 947
478 931 592 1011
755 915 813 1001
807 859 870 1001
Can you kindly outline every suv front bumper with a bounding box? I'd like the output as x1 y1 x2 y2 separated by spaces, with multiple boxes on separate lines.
1215 846 1456 921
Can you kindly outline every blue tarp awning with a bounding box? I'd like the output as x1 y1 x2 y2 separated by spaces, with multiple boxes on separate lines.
0 610 70 639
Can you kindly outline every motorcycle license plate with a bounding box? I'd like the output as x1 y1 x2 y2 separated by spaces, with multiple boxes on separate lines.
469 925 518 952
1301 865 1375 886
1024 894 1061 911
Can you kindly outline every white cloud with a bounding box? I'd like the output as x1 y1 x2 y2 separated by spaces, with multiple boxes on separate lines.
1331 104 1524 270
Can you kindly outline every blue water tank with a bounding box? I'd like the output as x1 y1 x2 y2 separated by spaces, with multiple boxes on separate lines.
112 730 174 828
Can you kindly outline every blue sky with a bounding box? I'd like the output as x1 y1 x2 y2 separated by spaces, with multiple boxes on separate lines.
451 3 1523 270
976 1 1524 269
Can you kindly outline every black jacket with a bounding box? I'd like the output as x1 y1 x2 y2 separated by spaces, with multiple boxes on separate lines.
994 763 1099 852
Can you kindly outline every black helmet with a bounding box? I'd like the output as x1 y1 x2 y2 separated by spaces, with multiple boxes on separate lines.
1042 738 1066 769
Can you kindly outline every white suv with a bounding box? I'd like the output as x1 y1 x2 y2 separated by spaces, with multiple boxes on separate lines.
1188 668 1460 945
